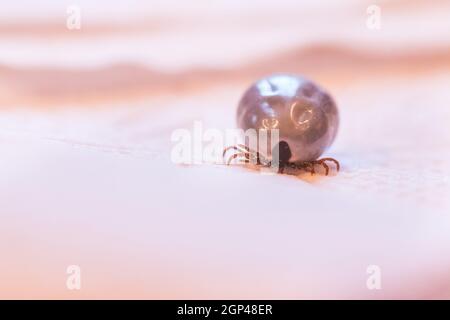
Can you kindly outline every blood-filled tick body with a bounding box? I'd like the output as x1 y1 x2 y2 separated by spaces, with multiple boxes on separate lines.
224 74 340 175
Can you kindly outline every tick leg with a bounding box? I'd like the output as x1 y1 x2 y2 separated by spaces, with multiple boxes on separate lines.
226 152 250 165
323 162 330 175
223 144 251 165
235 144 251 153
316 157 340 172
307 157 339 175
306 162 316 175
288 162 315 175
223 144 268 166
289 158 339 176
222 144 248 158
301 162 315 175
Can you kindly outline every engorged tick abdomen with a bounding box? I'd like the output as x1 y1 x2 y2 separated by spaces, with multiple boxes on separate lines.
236 74 339 162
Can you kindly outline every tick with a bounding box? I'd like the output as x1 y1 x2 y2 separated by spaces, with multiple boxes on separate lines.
223 74 340 175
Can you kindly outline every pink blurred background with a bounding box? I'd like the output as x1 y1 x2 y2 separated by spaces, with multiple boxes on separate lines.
0 0 450 299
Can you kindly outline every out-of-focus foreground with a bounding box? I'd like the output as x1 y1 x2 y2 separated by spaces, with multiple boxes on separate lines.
0 0 450 299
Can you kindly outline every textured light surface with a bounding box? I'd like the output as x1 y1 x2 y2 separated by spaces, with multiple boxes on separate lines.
0 0 450 299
